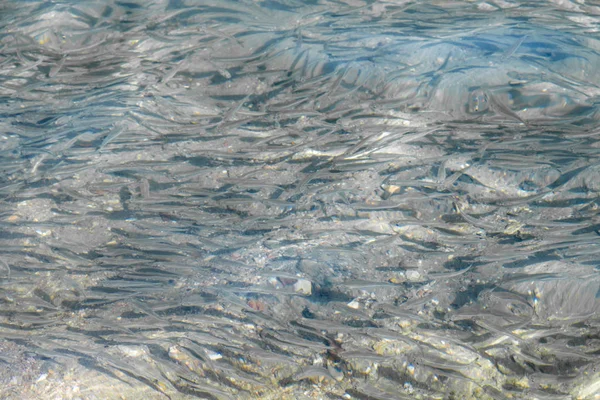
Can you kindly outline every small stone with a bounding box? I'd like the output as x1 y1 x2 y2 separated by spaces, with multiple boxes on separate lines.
382 184 401 194
247 299 267 312
507 376 530 389
293 279 312 295
398 319 413 329
406 270 421 281
119 346 145 358
206 350 223 361
347 299 360 309
504 220 523 235
6 215 19 223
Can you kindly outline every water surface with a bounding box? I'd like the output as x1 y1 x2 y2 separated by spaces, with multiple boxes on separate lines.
1 0 600 399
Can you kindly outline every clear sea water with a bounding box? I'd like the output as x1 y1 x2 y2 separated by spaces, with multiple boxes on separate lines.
1 0 600 399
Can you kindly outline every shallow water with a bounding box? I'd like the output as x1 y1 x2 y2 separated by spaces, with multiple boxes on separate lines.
1 0 600 399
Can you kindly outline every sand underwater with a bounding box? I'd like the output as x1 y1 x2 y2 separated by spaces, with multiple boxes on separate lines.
1 0 600 399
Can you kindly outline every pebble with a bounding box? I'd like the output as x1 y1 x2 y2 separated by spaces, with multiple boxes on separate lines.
293 279 312 295
347 299 360 309
206 350 223 361
406 270 421 281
